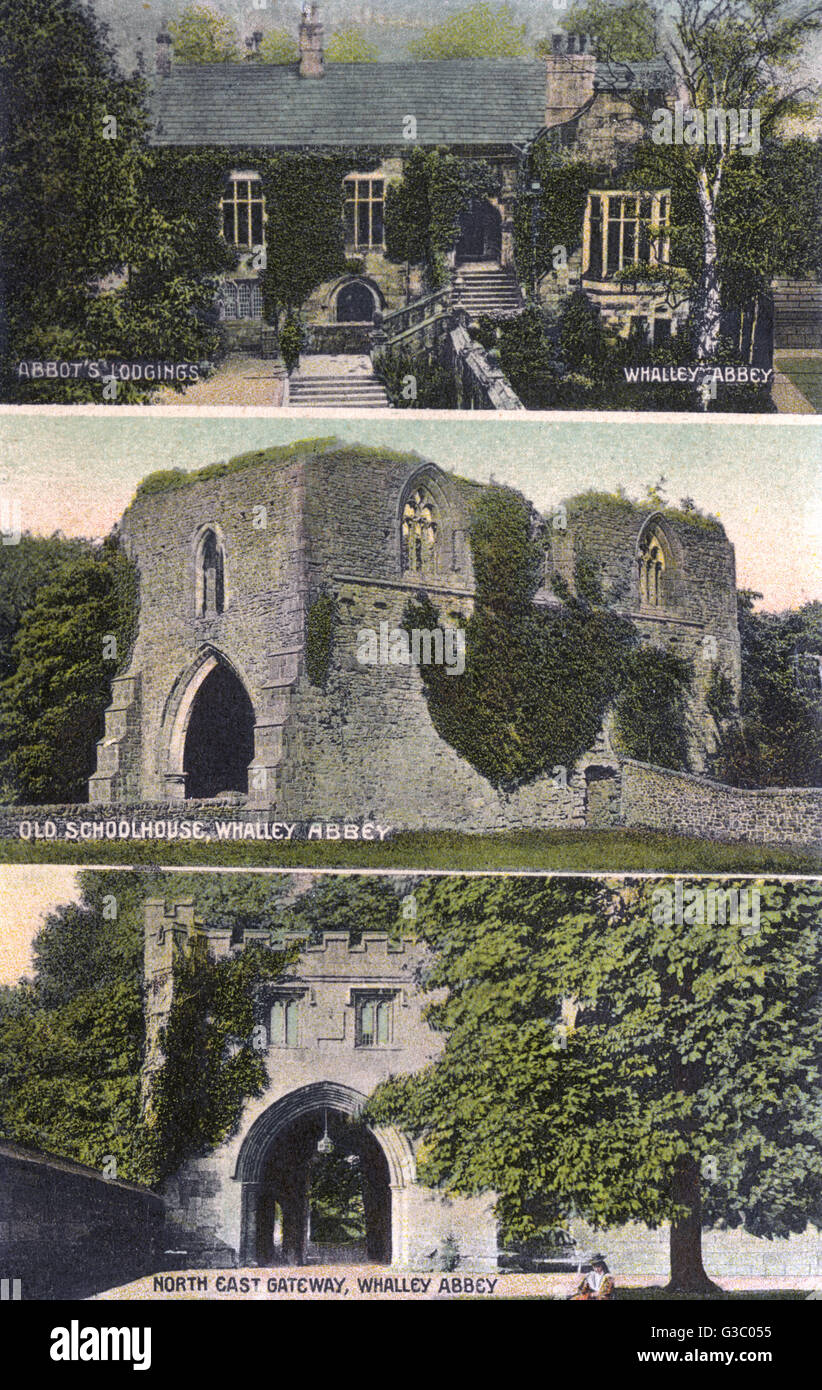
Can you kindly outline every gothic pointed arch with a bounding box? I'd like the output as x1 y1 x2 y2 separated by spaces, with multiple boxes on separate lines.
636 514 676 608
398 468 453 577
161 645 256 799
193 524 228 617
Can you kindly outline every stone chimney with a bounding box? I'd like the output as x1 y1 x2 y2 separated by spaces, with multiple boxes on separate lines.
299 2 324 78
544 31 596 129
156 23 173 77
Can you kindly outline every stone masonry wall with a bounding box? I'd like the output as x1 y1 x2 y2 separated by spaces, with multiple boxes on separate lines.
621 760 822 849
0 1141 163 1300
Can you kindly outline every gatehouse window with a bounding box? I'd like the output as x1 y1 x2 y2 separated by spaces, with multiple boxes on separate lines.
584 190 670 279
355 994 393 1047
401 487 440 574
221 172 265 247
638 526 668 606
343 175 385 250
270 996 300 1048
196 528 225 616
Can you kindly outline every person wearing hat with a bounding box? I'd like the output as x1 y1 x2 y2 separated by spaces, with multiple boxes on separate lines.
569 1255 615 1300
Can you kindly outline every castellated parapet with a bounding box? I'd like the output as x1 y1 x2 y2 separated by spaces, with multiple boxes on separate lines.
90 440 741 828
142 898 498 1271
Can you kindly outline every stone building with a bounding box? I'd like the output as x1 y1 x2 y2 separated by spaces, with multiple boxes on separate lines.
147 6 687 352
144 892 822 1279
144 897 497 1268
89 439 741 824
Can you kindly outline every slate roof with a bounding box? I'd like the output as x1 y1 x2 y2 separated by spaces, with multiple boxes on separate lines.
147 58 669 149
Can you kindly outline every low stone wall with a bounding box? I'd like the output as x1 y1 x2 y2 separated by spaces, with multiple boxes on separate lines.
620 760 822 849
573 1219 822 1280
441 322 524 410
772 277 822 350
0 1141 164 1300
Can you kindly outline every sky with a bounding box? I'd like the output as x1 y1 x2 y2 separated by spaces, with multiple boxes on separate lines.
2 412 820 610
0 867 81 986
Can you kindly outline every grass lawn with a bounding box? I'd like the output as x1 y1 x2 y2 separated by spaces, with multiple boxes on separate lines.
1 827 819 873
774 353 822 411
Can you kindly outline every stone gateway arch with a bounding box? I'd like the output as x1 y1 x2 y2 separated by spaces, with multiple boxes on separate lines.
146 900 499 1270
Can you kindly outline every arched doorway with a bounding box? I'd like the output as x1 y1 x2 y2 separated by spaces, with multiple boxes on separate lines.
455 199 502 263
183 662 255 798
236 1083 414 1266
251 1109 391 1266
336 279 376 323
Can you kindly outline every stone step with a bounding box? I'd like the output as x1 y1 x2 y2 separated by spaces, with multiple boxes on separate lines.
288 374 391 407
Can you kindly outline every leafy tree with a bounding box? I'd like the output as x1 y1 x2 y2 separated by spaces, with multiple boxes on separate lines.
1 0 228 401
269 874 407 945
255 28 299 64
709 593 822 788
597 0 821 358
550 0 658 59
496 305 560 405
409 3 528 59
167 5 241 63
367 876 822 1295
559 287 606 370
326 27 379 63
0 534 90 681
0 536 138 802
0 870 294 1183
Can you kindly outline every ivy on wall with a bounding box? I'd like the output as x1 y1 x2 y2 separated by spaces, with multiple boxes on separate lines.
146 147 384 327
384 146 497 289
402 486 634 789
136 937 295 1184
305 593 337 688
403 484 695 788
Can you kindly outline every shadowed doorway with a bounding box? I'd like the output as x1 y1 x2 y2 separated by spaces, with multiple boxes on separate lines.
183 663 255 798
249 1109 392 1266
456 199 502 262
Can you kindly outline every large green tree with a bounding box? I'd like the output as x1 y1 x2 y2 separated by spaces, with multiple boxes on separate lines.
408 3 528 59
708 592 822 788
550 0 658 59
367 876 822 1295
0 871 295 1184
326 27 380 63
0 0 228 401
589 0 821 358
0 535 137 802
167 5 241 63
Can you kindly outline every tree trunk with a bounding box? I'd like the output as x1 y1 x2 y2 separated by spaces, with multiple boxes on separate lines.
692 169 723 362
665 1154 724 1297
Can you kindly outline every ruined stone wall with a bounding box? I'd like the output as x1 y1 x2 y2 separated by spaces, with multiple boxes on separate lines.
548 494 741 768
91 447 315 803
621 760 822 849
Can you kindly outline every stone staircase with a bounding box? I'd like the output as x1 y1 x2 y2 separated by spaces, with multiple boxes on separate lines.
287 354 392 408
454 263 525 321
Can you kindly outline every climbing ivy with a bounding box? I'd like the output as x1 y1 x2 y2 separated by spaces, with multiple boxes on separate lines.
384 146 497 289
146 147 383 327
613 647 693 770
402 486 634 789
136 937 295 1184
403 484 695 788
305 593 337 687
